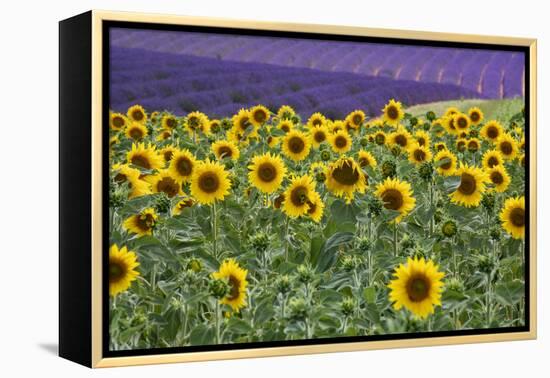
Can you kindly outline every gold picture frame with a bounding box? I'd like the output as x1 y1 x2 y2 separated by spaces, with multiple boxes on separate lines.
59 9 537 368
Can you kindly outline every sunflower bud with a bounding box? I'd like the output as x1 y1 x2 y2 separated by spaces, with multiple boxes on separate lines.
296 264 314 284
276 275 292 294
469 129 479 138
418 162 434 181
341 297 355 317
441 220 458 238
221 118 232 130
366 195 383 217
209 278 230 299
401 234 415 251
360 137 369 146
426 111 436 121
341 255 357 272
381 159 397 178
434 209 444 224
476 254 497 275
446 277 465 292
481 192 496 213
409 117 418 126
489 226 501 241
290 115 301 125
315 171 326 183
154 193 171 214
288 297 308 321
390 145 401 157
187 258 202 273
250 232 269 253
109 188 126 209
320 150 331 161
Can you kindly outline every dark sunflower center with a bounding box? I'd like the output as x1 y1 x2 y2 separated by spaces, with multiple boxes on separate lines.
334 135 348 148
352 114 362 125
253 110 267 124
332 160 360 186
188 116 200 130
176 157 192 176
157 176 179 197
468 141 478 151
500 141 513 155
198 172 220 193
449 119 456 129
437 144 445 151
131 154 151 169
281 124 290 133
114 173 127 184
109 262 125 282
458 173 477 195
166 118 176 128
387 105 398 120
113 116 125 128
258 162 276 182
440 158 452 170
488 156 499 167
490 171 504 185
288 136 305 154
239 117 250 131
375 134 386 145
227 275 240 300
132 110 144 121
307 201 317 215
129 127 144 140
274 194 285 209
510 207 525 227
457 141 466 152
314 131 326 143
136 214 155 231
457 117 468 129
218 146 233 158
395 134 407 147
487 126 499 139
417 137 426 146
164 150 174 161
413 149 426 161
359 157 369 167
470 112 480 122
381 189 404 211
312 119 322 127
290 186 309 207
407 275 431 302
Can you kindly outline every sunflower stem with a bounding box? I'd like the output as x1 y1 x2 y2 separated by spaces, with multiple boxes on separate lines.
485 272 492 328
215 301 221 344
212 202 219 260
284 216 290 262
429 181 434 237
393 222 398 257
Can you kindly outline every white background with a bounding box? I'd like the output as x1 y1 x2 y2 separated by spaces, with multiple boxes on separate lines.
0 0 547 376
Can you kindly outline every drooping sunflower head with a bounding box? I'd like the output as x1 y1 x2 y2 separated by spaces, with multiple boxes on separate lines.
309 125 329 148
466 138 481 153
169 149 197 182
486 165 511 193
250 105 270 127
277 105 296 120
172 197 194 216
325 157 367 203
211 259 249 312
480 120 504 142
482 149 503 169
125 122 148 141
307 112 327 128
190 160 231 205
212 140 240 161
453 113 471 131
468 107 484 125
282 174 316 218
449 163 490 207
123 208 158 237
186 111 210 136
127 143 164 171
434 150 457 176
248 152 287 194
346 110 366 128
408 143 433 165
388 127 412 149
282 130 311 161
127 104 147 123
375 177 416 223
357 150 378 169
388 256 445 319
382 99 404 126
109 244 140 296
110 112 128 131
306 191 325 223
496 133 519 160
414 130 431 148
145 170 182 198
329 130 352 154
500 196 525 239
161 114 178 130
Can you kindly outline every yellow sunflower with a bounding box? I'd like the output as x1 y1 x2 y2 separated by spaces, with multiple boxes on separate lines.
325 157 368 203
480 120 504 142
127 104 147 123
277 105 295 120
172 197 194 216
161 114 178 130
248 152 286 194
388 256 445 319
468 107 484 125
282 174 316 218
282 130 311 161
388 126 413 150
434 142 447 152
212 259 249 312
496 133 519 160
212 140 240 161
500 196 525 239
346 110 366 129
482 149 503 169
145 170 183 198
454 113 471 132
382 99 404 126
232 108 257 138
306 112 327 128
408 143 433 165
123 208 158 237
156 130 172 142
329 120 345 134
486 165 511 193
444 106 460 118
277 119 294 134
160 146 177 165
357 150 378 168
109 244 140 296
456 138 467 153
169 149 197 183
449 163 489 207
127 143 164 171
373 131 387 146
466 138 481 153
443 115 458 135
414 130 431 148
250 105 270 127
309 124 329 148
186 111 210 138
267 135 281 148
125 122 148 141
434 150 457 176
112 163 151 198
190 160 231 205
110 112 128 131
329 130 352 154
306 191 325 223
375 177 416 223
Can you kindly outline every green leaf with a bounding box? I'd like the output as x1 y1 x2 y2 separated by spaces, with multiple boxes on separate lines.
226 317 253 334
189 324 215 345
363 287 376 304
443 176 461 193
495 280 525 306
314 231 354 272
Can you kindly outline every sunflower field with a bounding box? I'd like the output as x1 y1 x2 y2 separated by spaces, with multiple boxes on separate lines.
108 99 526 351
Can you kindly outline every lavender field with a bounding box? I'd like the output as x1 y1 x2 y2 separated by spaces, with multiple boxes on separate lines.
110 28 525 118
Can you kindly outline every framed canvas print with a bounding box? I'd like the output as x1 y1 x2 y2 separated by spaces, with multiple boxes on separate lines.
59 10 537 368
